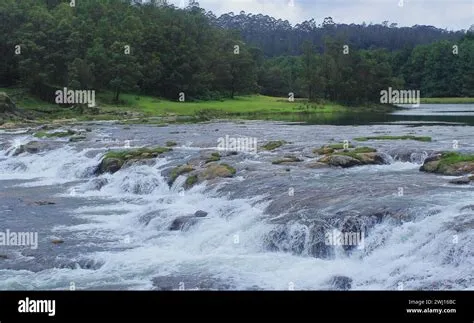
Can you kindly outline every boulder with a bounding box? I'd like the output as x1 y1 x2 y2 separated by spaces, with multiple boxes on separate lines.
169 216 199 231
272 155 303 165
194 210 208 217
13 141 51 156
319 155 362 168
355 152 387 165
34 200 55 206
95 158 123 174
304 161 330 169
89 178 109 190
94 147 171 175
420 153 474 176
197 164 236 181
449 177 471 185
69 135 87 142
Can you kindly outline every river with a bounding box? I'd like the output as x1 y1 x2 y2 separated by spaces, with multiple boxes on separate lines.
0 104 472 290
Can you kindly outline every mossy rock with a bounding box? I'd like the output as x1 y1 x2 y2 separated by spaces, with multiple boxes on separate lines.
184 175 198 189
197 163 236 181
420 152 474 175
168 164 195 186
205 152 221 163
354 135 431 142
96 147 171 174
261 140 286 151
313 143 357 155
353 147 377 153
34 129 76 138
313 147 335 155
272 155 303 165
320 151 386 168
166 141 177 147
319 155 362 168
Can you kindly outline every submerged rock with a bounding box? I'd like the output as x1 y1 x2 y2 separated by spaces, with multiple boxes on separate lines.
272 155 303 165
328 275 353 290
169 216 199 231
264 221 334 259
169 210 209 230
89 178 109 190
449 177 471 185
13 141 52 156
34 200 55 206
69 135 87 142
194 210 208 217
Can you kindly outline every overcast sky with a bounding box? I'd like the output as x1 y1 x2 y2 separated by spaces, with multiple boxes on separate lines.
167 0 474 31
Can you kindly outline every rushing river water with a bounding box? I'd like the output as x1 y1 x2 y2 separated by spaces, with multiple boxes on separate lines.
0 104 473 290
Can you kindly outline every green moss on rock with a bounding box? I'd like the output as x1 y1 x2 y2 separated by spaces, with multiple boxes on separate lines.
421 152 474 175
261 140 286 151
184 175 198 188
168 164 194 186
34 130 76 138
354 135 431 142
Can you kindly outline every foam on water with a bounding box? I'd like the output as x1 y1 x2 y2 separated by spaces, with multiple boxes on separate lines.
0 134 472 290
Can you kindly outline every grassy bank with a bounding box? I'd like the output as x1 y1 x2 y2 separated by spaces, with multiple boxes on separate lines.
0 87 398 125
420 97 474 104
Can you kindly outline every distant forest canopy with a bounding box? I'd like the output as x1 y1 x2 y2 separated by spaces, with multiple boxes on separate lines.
212 12 468 57
1 0 473 105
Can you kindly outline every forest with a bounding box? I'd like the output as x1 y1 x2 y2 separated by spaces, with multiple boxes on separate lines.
1 0 473 106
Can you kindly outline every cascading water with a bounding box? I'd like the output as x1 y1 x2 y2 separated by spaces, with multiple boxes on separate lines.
0 123 472 291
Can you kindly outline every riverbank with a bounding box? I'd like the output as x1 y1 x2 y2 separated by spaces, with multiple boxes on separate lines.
0 88 399 127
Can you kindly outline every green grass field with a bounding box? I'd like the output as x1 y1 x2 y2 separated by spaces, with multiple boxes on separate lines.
5 87 470 124
97 92 350 116
420 97 474 104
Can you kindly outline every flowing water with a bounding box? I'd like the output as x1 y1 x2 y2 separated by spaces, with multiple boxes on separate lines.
0 105 473 290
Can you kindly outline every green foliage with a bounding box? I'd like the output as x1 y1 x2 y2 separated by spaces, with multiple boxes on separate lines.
0 0 470 108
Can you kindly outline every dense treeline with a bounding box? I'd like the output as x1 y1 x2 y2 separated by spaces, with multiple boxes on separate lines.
1 0 258 101
1 0 473 106
213 12 467 57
